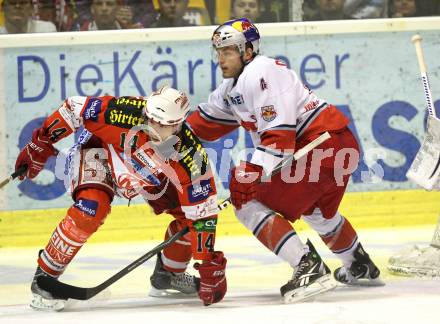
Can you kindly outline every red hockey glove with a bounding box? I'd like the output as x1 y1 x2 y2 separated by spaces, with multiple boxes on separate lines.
15 128 57 180
194 251 227 306
229 161 263 210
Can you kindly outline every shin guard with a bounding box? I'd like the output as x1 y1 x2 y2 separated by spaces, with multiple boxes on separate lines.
38 189 111 276
162 220 192 273
236 201 307 267
303 209 358 266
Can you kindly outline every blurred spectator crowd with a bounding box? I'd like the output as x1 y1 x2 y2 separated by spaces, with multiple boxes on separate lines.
0 0 439 34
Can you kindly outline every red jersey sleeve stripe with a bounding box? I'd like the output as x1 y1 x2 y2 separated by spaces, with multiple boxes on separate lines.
186 110 240 142
260 129 296 151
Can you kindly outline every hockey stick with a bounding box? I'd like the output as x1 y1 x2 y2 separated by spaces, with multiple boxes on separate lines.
38 227 190 300
0 165 27 189
38 132 331 300
411 35 436 118
406 35 440 190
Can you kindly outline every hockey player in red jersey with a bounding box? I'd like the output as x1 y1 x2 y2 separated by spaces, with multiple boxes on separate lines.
15 86 227 310
186 18 383 302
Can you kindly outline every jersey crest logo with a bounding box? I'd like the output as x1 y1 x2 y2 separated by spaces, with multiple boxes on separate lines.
261 105 277 122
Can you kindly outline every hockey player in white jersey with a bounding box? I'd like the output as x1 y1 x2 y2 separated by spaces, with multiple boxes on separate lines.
187 18 383 302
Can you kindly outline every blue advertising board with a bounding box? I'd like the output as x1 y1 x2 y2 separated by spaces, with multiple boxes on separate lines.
1 22 439 210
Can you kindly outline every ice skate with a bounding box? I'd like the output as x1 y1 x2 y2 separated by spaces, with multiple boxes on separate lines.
334 243 384 286
30 266 66 311
280 239 336 303
149 253 200 298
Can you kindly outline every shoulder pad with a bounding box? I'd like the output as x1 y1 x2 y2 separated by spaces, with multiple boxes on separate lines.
178 123 210 179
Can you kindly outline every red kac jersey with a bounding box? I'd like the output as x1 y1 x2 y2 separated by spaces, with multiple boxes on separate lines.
40 95 218 260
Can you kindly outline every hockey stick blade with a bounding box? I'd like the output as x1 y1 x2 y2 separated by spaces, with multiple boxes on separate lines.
37 226 190 300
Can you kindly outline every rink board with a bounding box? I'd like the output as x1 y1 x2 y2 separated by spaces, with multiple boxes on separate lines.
1 18 440 249
0 189 439 248
1 17 440 212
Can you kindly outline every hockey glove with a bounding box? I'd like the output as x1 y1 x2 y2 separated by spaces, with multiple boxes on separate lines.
229 161 263 210
15 128 57 180
194 251 227 306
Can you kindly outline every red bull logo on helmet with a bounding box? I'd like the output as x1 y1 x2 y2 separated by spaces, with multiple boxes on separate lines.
231 19 253 32
229 18 260 42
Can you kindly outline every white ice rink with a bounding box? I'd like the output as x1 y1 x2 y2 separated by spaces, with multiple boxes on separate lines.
1 226 440 324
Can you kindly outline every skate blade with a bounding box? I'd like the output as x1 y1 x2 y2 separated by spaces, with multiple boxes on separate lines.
342 277 386 287
283 274 336 303
148 287 198 299
30 293 65 312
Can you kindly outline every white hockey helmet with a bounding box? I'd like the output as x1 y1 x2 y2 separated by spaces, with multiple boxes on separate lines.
212 18 260 56
143 86 190 126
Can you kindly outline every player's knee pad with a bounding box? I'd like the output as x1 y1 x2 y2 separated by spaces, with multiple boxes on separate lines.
162 219 192 272
236 201 299 254
66 188 112 237
235 200 275 232
302 208 343 235
256 214 299 253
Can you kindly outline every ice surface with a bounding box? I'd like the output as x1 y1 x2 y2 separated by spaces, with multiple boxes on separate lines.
1 227 439 324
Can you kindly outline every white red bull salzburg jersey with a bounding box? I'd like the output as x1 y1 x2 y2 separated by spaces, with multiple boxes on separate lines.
187 55 349 174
